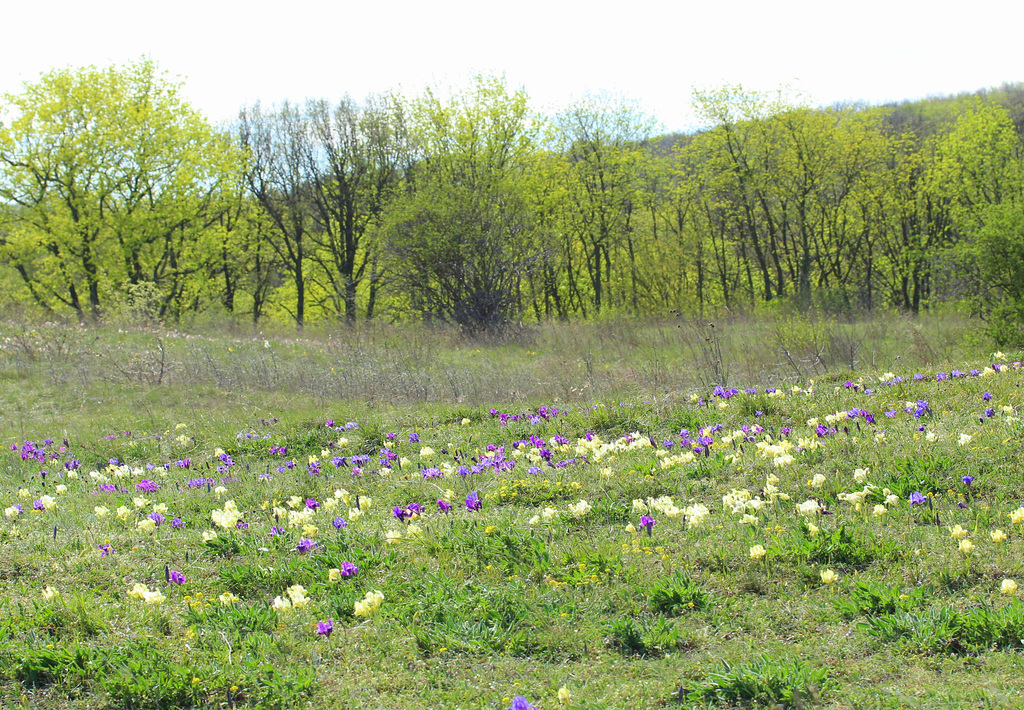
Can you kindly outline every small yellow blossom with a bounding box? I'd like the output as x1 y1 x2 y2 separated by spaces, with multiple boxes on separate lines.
749 545 766 560
820 569 838 584
354 589 384 617
1001 578 1018 595
991 529 1008 544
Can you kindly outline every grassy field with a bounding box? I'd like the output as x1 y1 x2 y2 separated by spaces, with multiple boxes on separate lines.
1 314 1023 709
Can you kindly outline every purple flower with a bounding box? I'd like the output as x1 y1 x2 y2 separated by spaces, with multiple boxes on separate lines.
421 467 443 479
983 392 992 401
97 543 113 557
33 500 45 511
317 619 334 637
437 499 452 514
270 525 286 536
294 538 318 554
332 517 347 530
305 498 320 510
465 491 482 511
409 433 420 443
508 697 537 710
236 520 249 530
640 515 656 535
340 561 359 577
135 479 160 493
962 476 975 486
148 511 165 526
168 570 186 584
394 506 411 522
171 517 185 529
909 491 926 506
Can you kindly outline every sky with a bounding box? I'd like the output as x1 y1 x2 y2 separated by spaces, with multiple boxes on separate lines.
2 0 1022 132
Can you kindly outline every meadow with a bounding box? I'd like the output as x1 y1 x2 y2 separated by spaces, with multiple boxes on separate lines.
1 313 1023 709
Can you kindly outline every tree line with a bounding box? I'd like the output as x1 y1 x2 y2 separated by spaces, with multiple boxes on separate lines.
2 60 1023 341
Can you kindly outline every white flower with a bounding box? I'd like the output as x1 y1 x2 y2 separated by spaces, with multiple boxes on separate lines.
958 433 973 447
853 468 870 483
568 500 592 518
797 500 820 517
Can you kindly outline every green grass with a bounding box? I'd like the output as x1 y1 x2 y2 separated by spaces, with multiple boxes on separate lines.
0 315 1023 709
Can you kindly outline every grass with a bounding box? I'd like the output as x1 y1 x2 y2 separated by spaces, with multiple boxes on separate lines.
0 313 1023 709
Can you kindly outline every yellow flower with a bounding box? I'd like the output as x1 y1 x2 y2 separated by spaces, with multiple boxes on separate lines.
1010 508 1024 525
354 589 384 617
949 524 968 540
1001 578 1018 595
749 545 766 560
959 539 975 555
558 686 571 704
484 525 496 534
329 568 342 583
94 506 110 517
143 590 166 605
820 569 838 584
41 585 60 600
219 592 239 605
991 529 1008 544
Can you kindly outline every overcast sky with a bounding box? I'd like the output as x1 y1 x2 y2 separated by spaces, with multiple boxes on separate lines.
2 0 1021 132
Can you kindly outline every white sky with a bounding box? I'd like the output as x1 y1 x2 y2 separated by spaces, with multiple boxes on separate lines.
2 0 1022 132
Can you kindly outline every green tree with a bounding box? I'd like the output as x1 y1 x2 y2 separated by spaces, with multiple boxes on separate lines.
0 58 242 321
382 75 541 334
553 95 657 314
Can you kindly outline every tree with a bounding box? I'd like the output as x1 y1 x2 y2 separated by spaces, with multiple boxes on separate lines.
304 94 410 323
382 75 541 334
0 58 241 321
553 95 657 314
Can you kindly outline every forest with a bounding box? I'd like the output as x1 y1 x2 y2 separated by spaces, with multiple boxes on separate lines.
1 59 1023 343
